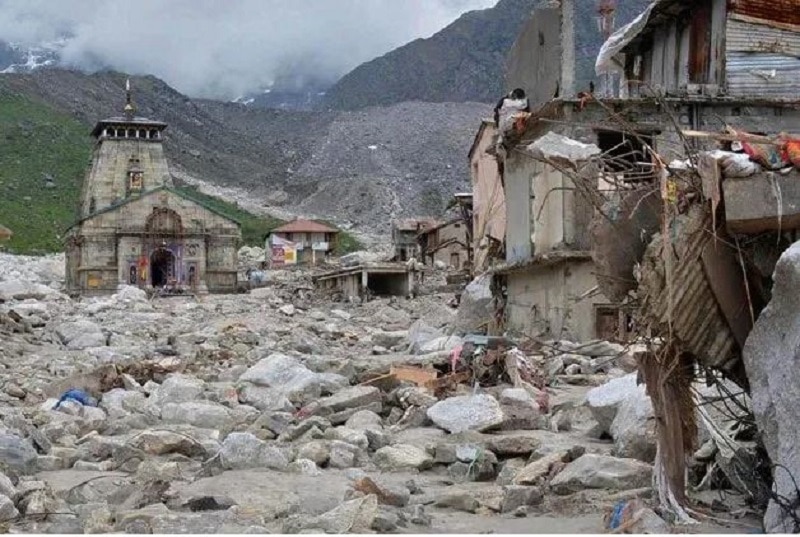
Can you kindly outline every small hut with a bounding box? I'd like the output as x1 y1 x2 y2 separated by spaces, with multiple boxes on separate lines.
0 224 12 241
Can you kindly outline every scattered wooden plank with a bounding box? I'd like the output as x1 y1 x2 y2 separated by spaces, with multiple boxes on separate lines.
390 365 438 387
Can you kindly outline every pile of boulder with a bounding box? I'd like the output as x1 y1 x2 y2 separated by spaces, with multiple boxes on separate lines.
0 252 761 533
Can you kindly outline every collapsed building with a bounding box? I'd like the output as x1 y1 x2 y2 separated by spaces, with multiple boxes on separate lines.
468 0 800 531
64 82 241 296
391 218 441 262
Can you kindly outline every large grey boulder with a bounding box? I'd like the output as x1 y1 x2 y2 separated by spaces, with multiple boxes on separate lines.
407 320 444 354
609 386 656 462
149 375 204 407
238 354 321 404
55 320 106 350
550 454 652 494
427 394 505 434
743 241 800 533
452 275 493 334
585 373 644 434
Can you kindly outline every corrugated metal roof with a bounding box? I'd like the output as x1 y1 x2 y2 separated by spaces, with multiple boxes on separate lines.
730 0 800 27
727 52 800 99
639 206 739 377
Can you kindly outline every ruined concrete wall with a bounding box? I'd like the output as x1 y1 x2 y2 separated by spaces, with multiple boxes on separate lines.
430 223 469 269
506 7 562 110
80 140 172 218
470 123 505 272
506 259 606 342
505 154 535 263
532 163 568 253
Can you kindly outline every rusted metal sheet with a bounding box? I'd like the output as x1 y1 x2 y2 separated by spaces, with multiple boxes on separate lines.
638 205 744 387
726 18 800 56
726 53 800 99
729 0 800 27
701 239 755 349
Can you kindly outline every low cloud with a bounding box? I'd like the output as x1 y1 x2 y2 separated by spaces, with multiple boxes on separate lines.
0 0 496 99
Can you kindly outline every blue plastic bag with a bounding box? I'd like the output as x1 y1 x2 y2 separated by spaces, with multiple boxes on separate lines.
54 389 97 409
608 500 627 530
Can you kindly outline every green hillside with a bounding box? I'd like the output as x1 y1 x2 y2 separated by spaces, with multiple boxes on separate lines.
0 91 91 254
0 91 360 255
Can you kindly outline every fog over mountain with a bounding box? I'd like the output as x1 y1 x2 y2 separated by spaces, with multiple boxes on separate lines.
0 0 495 100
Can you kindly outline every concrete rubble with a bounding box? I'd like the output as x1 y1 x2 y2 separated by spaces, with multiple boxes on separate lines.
0 251 757 533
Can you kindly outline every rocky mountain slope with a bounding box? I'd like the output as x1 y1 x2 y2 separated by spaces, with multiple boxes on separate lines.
322 0 537 110
323 0 650 110
0 70 487 239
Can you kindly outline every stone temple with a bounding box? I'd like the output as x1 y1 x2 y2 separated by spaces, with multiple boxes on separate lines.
65 81 241 295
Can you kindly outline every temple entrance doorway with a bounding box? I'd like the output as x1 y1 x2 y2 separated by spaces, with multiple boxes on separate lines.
150 248 175 287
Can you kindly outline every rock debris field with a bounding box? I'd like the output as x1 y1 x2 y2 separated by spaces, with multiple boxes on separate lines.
0 252 760 533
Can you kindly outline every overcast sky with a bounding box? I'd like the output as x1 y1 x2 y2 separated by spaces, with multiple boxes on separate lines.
0 0 497 99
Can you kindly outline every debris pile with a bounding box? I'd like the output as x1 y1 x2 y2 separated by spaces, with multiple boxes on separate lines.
0 252 761 533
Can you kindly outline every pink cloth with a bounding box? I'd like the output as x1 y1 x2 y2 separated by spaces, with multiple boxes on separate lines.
450 345 463 373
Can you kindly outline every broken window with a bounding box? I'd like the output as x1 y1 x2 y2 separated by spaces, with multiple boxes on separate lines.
596 129 657 186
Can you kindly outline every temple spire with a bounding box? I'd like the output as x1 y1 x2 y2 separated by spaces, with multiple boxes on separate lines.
124 78 136 119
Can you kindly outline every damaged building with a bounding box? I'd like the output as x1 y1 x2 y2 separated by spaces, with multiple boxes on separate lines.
313 264 416 301
416 218 470 270
469 120 506 273
484 0 800 531
391 218 441 262
64 82 241 295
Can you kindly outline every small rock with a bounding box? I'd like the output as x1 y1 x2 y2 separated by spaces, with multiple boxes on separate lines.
372 508 399 532
0 432 38 472
238 353 321 404
372 330 408 349
218 432 289 470
297 440 331 466
329 441 360 469
374 444 433 471
0 494 18 522
501 485 543 513
353 476 410 507
150 375 205 406
161 402 231 430
319 386 382 414
427 394 505 434
5 385 25 399
435 492 480 513
286 494 378 533
345 410 383 431
331 309 351 321
288 458 321 476
279 305 296 316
